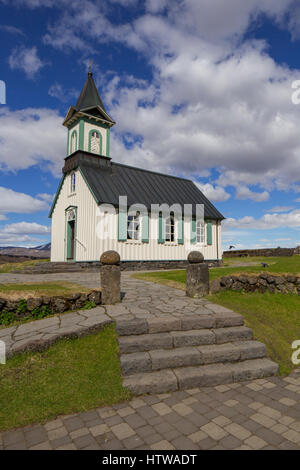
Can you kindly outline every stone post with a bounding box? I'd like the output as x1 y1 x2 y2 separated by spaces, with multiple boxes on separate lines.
186 251 209 298
100 250 121 305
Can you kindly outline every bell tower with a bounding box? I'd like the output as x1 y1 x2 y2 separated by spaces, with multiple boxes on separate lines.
63 66 115 160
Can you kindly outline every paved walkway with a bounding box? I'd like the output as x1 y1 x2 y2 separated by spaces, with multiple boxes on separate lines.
1 371 300 450
0 272 225 358
0 271 300 450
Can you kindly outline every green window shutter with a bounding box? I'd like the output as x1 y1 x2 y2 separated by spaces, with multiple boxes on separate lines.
79 119 84 151
158 214 164 244
178 218 184 244
142 213 149 243
207 222 213 245
191 219 196 244
118 210 127 241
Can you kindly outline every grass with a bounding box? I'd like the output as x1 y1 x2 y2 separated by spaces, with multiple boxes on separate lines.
0 282 90 300
0 259 49 274
133 256 300 375
209 291 300 376
0 324 131 431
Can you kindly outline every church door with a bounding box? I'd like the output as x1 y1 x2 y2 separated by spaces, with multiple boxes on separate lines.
66 208 76 261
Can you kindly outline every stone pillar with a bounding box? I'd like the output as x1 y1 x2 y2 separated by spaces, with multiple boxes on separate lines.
100 251 121 305
186 251 209 298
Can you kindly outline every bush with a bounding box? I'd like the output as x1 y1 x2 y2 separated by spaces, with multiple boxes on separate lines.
0 310 17 326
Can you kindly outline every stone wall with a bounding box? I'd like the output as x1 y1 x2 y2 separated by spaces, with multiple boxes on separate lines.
18 259 222 274
223 248 295 258
210 273 300 295
0 289 102 325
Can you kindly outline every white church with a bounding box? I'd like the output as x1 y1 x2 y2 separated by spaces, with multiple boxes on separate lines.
50 70 224 265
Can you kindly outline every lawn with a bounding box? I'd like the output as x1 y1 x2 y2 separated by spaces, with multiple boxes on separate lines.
133 256 300 375
0 259 49 274
0 324 131 431
0 282 90 300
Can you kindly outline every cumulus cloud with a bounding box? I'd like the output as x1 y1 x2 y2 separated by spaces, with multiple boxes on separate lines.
223 209 300 230
0 108 65 174
195 182 230 202
235 185 269 202
9 46 46 79
0 187 49 215
1 222 50 234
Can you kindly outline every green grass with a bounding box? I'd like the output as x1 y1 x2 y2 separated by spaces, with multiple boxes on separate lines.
0 282 90 299
134 256 300 286
0 324 131 431
0 259 49 274
209 291 300 376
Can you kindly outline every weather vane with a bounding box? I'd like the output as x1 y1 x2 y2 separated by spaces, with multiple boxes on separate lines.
88 60 93 74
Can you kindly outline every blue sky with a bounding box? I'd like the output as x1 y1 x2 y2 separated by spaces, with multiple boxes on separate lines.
1 0 300 250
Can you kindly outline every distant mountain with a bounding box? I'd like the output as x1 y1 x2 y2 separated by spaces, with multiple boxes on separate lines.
0 243 51 259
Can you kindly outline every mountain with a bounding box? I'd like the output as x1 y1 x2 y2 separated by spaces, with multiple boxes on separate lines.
0 243 51 259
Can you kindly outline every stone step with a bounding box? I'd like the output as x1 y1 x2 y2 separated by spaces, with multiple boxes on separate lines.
118 326 253 354
116 312 244 336
120 340 267 375
123 358 279 395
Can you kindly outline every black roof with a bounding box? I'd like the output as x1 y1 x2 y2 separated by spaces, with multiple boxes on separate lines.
79 161 224 220
76 71 106 113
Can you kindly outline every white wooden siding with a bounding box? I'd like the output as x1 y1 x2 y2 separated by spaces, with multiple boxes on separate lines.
51 170 222 262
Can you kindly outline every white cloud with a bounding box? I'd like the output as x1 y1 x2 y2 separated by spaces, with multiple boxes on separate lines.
235 185 270 202
9 46 46 79
36 193 54 203
195 182 230 202
3 0 300 204
0 187 49 215
2 222 50 234
0 108 65 174
224 209 300 230
0 24 25 35
268 206 293 213
48 83 79 103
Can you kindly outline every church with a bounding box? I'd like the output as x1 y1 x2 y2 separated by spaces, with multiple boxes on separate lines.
49 69 224 266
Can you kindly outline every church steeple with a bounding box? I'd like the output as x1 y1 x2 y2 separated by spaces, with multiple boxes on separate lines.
63 68 115 159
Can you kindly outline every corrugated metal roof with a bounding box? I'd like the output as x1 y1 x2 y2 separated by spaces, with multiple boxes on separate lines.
80 162 224 220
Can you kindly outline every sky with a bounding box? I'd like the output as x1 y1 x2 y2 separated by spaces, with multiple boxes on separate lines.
1 0 300 250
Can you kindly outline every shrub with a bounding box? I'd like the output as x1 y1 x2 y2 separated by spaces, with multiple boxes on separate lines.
83 300 97 310
0 310 17 326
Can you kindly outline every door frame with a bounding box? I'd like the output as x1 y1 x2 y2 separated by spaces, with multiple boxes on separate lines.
65 206 77 262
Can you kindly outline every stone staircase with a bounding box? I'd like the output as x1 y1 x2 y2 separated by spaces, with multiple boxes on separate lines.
116 310 278 395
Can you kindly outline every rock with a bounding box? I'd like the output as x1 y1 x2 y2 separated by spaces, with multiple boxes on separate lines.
187 251 204 264
27 297 43 311
88 290 101 305
274 276 284 285
210 278 221 294
51 297 69 313
5 300 18 312
100 250 121 265
0 298 6 310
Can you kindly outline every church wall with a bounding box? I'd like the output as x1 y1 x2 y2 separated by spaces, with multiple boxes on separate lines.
51 170 222 262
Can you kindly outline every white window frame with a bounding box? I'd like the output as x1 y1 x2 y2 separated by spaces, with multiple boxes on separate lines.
196 220 205 245
70 172 76 194
127 212 140 241
165 214 175 243
91 131 100 154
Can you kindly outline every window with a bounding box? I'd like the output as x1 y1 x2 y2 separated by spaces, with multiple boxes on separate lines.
166 214 175 242
196 220 205 244
127 212 140 240
71 131 77 154
90 131 101 154
70 172 76 193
